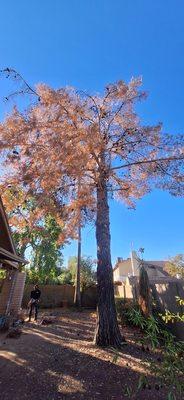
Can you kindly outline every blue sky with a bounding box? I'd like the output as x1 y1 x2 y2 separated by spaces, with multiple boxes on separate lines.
0 0 184 265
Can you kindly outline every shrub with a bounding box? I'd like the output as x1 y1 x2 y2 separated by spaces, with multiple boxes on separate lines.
116 298 184 398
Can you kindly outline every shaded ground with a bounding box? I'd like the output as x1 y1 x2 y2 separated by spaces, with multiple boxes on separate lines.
0 309 180 399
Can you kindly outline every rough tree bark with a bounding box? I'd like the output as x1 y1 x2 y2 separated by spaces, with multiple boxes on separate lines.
94 172 123 347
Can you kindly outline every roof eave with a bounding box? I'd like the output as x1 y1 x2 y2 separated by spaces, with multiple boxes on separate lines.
0 247 27 264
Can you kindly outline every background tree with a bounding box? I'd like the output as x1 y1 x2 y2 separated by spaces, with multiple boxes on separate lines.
27 215 63 284
139 265 152 316
67 256 96 291
0 69 184 347
58 268 73 285
165 254 184 279
3 188 64 284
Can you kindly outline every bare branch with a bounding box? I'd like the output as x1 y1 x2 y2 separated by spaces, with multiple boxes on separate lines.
106 94 143 135
0 68 39 100
111 156 184 171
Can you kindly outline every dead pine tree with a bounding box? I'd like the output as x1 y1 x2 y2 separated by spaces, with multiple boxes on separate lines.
0 69 184 347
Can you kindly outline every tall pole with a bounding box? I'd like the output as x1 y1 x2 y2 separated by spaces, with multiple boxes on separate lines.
130 251 135 277
74 177 82 307
74 219 82 307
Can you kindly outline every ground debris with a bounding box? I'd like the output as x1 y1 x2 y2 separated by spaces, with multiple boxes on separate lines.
39 316 58 325
6 326 22 338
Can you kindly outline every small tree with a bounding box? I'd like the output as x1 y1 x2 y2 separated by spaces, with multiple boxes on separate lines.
3 189 64 284
0 69 184 347
28 215 63 284
58 268 73 284
139 265 152 316
165 254 184 279
68 256 96 291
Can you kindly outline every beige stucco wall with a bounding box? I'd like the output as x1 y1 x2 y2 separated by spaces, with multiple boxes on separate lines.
113 255 140 282
114 259 132 282
114 283 134 299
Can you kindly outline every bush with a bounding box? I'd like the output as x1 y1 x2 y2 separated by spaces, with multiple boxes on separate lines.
116 298 184 398
115 298 134 322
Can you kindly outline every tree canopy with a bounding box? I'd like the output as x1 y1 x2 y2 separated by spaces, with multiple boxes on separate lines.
1 75 183 231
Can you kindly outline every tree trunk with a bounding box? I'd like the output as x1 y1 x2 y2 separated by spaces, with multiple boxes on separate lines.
94 175 123 347
74 222 81 307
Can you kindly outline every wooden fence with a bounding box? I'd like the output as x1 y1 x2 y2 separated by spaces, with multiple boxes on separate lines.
22 284 97 309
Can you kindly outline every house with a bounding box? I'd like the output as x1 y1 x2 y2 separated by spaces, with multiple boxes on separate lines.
113 250 184 341
0 197 27 316
113 251 167 283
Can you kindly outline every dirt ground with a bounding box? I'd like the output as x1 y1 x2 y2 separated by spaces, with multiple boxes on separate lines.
0 309 181 400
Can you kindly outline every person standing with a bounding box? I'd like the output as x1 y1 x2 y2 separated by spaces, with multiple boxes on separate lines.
28 284 41 322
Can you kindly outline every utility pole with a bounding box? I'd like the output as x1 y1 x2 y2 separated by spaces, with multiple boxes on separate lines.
74 178 82 307
74 217 82 307
130 242 135 276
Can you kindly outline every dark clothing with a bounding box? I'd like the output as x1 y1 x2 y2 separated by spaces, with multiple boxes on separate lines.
30 288 41 300
29 301 39 321
29 288 41 321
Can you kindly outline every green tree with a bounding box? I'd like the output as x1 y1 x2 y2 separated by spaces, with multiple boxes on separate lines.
27 215 63 284
67 256 96 291
165 254 184 279
13 226 32 257
58 268 73 284
4 189 64 284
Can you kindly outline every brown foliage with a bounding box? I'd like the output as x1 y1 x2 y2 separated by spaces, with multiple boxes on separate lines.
0 72 183 346
0 76 183 236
